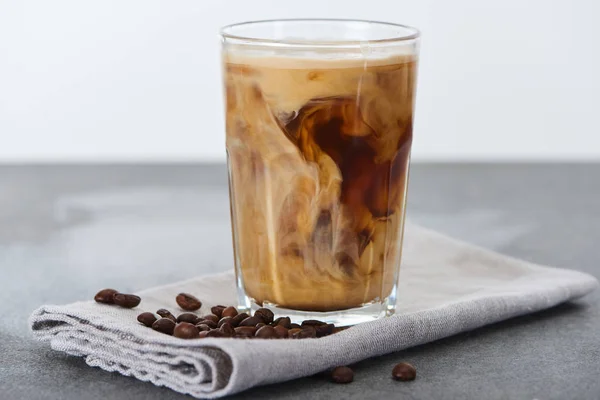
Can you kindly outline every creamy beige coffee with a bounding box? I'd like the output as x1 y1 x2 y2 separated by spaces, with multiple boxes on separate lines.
225 52 417 312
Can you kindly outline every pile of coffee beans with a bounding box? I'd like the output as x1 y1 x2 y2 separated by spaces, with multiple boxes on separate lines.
326 362 416 384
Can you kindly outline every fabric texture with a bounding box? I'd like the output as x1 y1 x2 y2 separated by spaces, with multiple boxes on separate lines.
29 224 598 398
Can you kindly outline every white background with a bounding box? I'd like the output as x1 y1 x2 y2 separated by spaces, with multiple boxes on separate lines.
0 0 598 162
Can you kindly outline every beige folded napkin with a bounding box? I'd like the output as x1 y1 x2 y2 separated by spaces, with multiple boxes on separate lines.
29 224 598 398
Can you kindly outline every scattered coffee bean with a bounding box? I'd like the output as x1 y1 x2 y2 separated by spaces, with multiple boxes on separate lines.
197 319 217 329
392 362 416 381
273 325 289 339
94 288 118 304
255 325 277 339
201 314 219 324
173 322 199 339
157 309 177 322
152 318 176 335
301 319 326 327
288 328 302 338
206 329 225 338
176 293 202 311
137 312 157 327
239 316 262 327
256 322 266 329
254 308 274 324
292 327 316 339
211 305 226 318
198 331 209 338
290 323 301 329
218 316 233 328
273 317 291 329
113 293 141 308
221 306 238 318
177 313 200 324
196 323 212 332
331 366 354 384
219 322 235 337
234 326 257 338
315 324 335 338
230 312 249 327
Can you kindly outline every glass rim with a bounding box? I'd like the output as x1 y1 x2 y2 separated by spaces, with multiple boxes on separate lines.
220 18 420 48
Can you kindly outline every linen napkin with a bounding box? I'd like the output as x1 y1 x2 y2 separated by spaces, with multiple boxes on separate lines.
29 224 598 398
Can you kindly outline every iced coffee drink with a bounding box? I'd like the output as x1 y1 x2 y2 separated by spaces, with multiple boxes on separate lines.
221 20 420 324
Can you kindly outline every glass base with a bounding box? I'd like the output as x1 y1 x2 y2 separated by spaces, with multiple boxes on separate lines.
237 294 396 327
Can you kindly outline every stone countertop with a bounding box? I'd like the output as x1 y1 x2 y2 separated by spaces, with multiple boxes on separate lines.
1 163 599 400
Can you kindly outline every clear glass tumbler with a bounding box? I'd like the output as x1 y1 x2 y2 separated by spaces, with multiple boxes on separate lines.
221 19 420 326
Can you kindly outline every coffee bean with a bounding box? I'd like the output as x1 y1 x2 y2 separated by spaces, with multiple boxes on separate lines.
315 323 335 338
201 314 219 324
291 327 316 339
198 331 209 338
177 313 200 324
173 322 199 339
239 316 262 327
290 323 301 329
255 325 276 339
273 317 291 329
230 312 249 327
113 293 141 308
392 362 416 381
273 325 289 339
221 306 238 318
254 308 274 324
94 288 118 304
156 309 177 322
288 328 302 338
219 322 235 337
234 326 257 338
256 322 266 329
176 293 202 311
197 319 217 329
196 324 212 332
301 319 326 327
331 366 354 384
152 318 176 335
206 329 225 338
210 305 226 318
137 312 157 327
218 316 233 328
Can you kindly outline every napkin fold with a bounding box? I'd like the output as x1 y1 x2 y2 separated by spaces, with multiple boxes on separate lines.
30 224 598 398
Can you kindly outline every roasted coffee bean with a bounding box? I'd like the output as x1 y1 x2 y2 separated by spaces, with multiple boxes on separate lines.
234 326 257 338
137 312 157 327
173 322 199 339
254 308 274 324
157 309 177 322
176 293 202 311
288 328 302 338
198 331 209 339
273 325 289 339
256 322 266 329
210 305 226 318
201 314 219 324
292 327 317 339
301 319 326 327
230 312 249 327
196 323 212 332
206 329 225 338
177 313 200 324
255 325 276 339
113 293 141 308
221 306 238 318
218 316 233 328
152 318 176 335
315 323 335 338
290 323 301 329
219 322 235 337
197 320 217 329
239 316 262 327
273 317 291 329
331 366 354 384
392 362 416 381
94 288 118 304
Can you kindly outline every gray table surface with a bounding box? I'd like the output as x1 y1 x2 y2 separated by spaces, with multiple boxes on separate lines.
1 163 599 400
